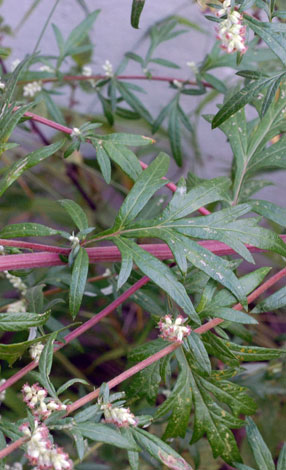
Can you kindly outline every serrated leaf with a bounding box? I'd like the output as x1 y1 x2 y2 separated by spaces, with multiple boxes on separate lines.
76 422 138 450
58 199 88 231
245 418 275 470
132 427 193 470
69 246 89 319
102 141 142 181
116 238 200 323
0 310 50 331
154 365 192 439
116 153 169 226
131 0 146 28
0 140 65 196
185 332 211 375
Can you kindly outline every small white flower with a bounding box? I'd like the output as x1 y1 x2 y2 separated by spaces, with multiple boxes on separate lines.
101 402 137 428
69 232 80 249
11 58 21 71
172 79 183 89
23 81 42 98
29 342 44 362
82 65 92 77
158 315 191 343
39 65 53 73
216 5 247 54
71 127 81 137
4 270 27 295
0 379 6 402
0 79 5 90
101 285 113 296
102 268 111 277
102 59 113 77
6 299 27 313
186 61 198 75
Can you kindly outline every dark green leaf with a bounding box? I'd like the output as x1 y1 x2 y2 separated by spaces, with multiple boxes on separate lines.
58 199 88 231
76 422 138 450
69 247 89 319
245 418 275 470
102 141 142 181
131 0 146 28
0 310 50 331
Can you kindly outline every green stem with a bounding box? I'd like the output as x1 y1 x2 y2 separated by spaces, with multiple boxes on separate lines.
32 0 61 54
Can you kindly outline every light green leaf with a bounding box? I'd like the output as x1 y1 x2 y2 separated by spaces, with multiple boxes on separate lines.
0 140 65 196
69 247 89 319
113 239 133 289
95 144 111 184
98 133 154 146
250 199 286 226
208 307 257 324
117 238 200 323
0 222 68 239
58 199 88 231
132 427 193 470
39 332 58 398
0 310 50 331
245 418 275 470
252 286 286 313
116 153 169 226
116 81 153 124
185 332 211 375
102 141 142 181
168 103 182 166
64 10 100 54
76 422 138 450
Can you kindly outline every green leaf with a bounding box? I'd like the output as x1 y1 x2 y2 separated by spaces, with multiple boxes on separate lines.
57 378 89 395
152 100 174 134
252 286 286 313
131 427 193 470
116 81 153 124
207 307 257 324
43 92 66 125
151 57 180 69
162 177 229 220
247 135 286 174
131 0 146 28
261 73 285 116
39 332 57 398
0 222 67 239
94 144 111 184
244 15 286 65
102 141 142 181
0 140 65 197
185 332 211 375
98 132 154 146
168 102 182 166
245 418 275 470
76 422 138 450
212 76 281 129
113 239 133 289
250 200 286 226
116 238 200 323
126 339 170 403
52 24 65 56
222 339 285 362
278 444 286 470
116 153 169 226
0 310 50 331
58 199 88 231
154 364 192 439
26 284 44 313
64 10 100 54
69 246 89 319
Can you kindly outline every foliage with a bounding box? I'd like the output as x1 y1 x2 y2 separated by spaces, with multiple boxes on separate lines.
0 1 285 470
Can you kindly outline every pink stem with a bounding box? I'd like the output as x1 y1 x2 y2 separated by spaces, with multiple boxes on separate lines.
21 74 213 89
1 237 286 271
1 267 285 458
0 277 149 394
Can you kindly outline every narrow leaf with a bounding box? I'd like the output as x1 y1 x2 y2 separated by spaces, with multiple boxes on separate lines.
69 247 89 319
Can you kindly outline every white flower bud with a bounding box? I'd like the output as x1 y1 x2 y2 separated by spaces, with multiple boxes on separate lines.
23 81 42 98
158 315 191 343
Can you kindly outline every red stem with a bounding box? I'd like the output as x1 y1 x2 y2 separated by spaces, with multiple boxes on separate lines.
1 267 285 458
20 74 213 89
1 237 286 271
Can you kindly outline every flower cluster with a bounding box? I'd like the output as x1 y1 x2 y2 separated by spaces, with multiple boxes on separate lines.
4 270 27 295
23 81 42 98
158 314 191 342
216 0 247 54
82 65 96 87
29 342 45 362
5 463 23 470
20 421 73 470
100 402 138 428
22 383 67 419
0 78 5 90
102 59 113 77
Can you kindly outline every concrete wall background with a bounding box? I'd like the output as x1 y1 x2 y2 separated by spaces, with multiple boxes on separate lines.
0 0 284 203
